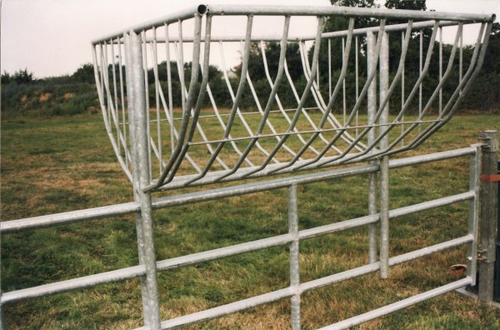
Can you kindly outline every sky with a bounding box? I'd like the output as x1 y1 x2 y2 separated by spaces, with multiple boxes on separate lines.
1 0 498 78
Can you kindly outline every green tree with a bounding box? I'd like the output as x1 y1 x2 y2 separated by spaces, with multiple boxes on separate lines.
1 72 12 85
385 0 426 11
73 63 95 83
12 69 35 84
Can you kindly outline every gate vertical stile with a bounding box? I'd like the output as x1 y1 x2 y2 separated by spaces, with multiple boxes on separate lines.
289 184 301 330
467 144 482 286
127 31 161 329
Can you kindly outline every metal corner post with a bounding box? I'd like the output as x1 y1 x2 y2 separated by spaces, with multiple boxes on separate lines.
478 130 499 303
126 31 161 328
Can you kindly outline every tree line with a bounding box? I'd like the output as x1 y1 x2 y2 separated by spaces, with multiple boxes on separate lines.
2 0 499 117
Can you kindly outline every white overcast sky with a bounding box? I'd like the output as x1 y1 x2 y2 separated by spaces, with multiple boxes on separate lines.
1 0 498 78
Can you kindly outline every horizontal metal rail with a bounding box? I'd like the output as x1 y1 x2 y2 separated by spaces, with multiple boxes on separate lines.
93 4 495 44
319 277 473 330
0 190 475 305
148 20 480 43
1 147 477 233
0 145 481 330
145 237 474 330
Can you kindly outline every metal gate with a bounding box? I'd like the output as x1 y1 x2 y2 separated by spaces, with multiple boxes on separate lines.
1 4 498 330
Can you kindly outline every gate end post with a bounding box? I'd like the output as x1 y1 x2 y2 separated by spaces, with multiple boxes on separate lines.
478 130 499 304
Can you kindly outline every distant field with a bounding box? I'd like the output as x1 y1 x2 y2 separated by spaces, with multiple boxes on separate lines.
1 113 499 329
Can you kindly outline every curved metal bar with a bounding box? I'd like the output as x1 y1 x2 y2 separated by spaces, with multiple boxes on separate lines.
358 22 465 161
215 16 292 182
145 13 204 191
318 20 416 167
407 22 492 150
292 19 387 172
184 15 255 187
268 18 356 174
241 16 326 179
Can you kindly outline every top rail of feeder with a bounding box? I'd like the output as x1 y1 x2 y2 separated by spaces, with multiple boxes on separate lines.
92 4 495 44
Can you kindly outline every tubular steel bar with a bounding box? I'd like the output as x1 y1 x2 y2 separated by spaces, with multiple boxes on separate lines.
0 145 489 329
1 190 474 306
1 147 478 234
468 144 482 286
92 5 494 192
478 130 499 303
379 31 390 279
367 31 378 264
289 184 301 330
319 278 473 330
128 31 161 329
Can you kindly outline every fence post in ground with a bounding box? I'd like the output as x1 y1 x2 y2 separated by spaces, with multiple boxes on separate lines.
478 130 499 303
126 30 161 328
379 31 390 279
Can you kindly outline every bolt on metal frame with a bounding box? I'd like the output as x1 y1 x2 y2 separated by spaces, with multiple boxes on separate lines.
1 4 497 330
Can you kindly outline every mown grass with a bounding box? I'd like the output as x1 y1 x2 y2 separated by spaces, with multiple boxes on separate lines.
1 113 499 329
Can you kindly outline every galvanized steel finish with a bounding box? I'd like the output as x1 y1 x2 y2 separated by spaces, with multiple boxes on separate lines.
0 145 489 329
92 5 493 191
1 4 497 330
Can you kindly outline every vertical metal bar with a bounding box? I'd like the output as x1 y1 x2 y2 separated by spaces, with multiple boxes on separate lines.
379 32 390 279
317 40 321 89
117 37 129 167
401 31 405 146
355 35 359 138
419 30 423 134
128 31 161 329
152 27 162 174
111 40 121 156
467 144 482 286
342 38 346 125
439 27 443 115
141 31 153 181
177 21 187 114
478 130 499 303
366 31 378 264
165 23 175 151
289 184 301 330
460 29 463 95
328 39 332 98
125 32 149 325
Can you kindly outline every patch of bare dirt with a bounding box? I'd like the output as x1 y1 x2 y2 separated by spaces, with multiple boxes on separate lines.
39 93 51 102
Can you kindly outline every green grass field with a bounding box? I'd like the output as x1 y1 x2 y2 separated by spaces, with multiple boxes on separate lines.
1 113 500 329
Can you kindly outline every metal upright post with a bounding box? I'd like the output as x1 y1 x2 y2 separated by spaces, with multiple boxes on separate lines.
478 130 499 303
126 31 161 329
289 184 301 330
467 144 482 286
367 31 378 264
379 32 390 279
